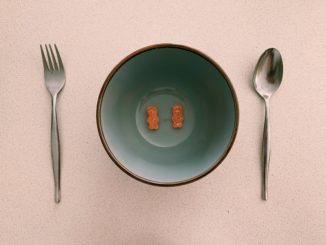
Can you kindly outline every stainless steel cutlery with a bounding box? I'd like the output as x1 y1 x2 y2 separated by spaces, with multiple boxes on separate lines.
40 44 65 203
252 48 283 201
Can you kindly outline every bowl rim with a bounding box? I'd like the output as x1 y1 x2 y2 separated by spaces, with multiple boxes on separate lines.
96 43 239 186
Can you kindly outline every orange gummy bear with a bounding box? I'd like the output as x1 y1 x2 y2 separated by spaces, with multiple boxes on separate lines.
146 106 159 130
172 104 184 128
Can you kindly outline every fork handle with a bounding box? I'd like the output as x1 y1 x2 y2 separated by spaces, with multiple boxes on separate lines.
51 95 61 203
262 99 271 201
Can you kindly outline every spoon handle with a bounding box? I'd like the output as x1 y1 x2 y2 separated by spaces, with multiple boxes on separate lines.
262 99 271 201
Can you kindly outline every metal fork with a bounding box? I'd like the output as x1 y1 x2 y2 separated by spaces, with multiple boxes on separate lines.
40 44 65 203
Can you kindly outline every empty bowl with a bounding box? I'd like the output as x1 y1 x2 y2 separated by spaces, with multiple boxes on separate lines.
97 44 239 186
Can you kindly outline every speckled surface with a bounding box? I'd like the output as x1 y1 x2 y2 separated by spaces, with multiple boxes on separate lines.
1 1 326 244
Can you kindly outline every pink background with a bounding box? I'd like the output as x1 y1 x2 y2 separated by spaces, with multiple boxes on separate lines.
1 1 326 244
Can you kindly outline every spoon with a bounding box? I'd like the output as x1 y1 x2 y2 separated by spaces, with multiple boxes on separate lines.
253 48 283 201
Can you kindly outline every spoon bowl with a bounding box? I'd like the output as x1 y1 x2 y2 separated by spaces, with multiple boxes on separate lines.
253 48 283 100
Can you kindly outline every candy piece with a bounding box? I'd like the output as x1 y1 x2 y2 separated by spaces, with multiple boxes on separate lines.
146 106 159 130
172 104 184 128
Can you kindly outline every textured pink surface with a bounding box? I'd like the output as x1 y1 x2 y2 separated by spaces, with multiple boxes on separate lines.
1 1 326 244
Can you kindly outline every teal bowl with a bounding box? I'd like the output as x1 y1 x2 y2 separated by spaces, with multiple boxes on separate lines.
97 44 239 186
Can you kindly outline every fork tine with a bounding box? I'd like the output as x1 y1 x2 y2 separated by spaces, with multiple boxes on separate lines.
45 44 54 71
40 45 49 71
49 44 58 71
54 44 64 71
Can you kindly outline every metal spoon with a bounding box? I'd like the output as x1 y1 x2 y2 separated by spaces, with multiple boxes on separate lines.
253 48 283 201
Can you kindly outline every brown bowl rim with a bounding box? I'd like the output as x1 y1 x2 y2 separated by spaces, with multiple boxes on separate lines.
96 43 239 186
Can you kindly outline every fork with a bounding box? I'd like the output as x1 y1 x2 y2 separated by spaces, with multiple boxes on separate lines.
40 44 65 203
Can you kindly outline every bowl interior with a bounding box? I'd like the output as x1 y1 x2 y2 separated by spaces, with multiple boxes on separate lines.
98 45 238 185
